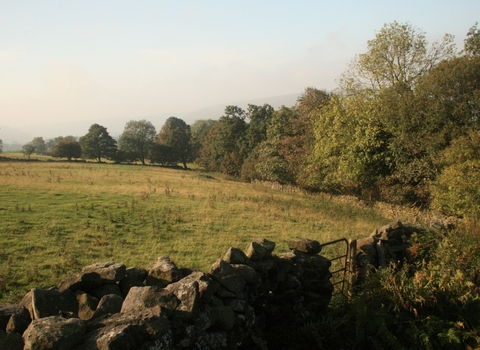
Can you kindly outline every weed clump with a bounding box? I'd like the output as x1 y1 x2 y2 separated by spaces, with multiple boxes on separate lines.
299 225 480 350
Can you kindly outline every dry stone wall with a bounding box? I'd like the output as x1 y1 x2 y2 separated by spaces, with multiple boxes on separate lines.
352 221 414 287
0 238 333 350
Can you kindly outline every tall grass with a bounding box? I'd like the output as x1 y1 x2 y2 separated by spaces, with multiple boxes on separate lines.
0 161 389 304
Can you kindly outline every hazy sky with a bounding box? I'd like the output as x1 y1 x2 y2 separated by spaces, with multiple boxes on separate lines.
1 1 479 129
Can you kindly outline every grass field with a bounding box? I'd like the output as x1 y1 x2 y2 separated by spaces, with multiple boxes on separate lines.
0 159 390 304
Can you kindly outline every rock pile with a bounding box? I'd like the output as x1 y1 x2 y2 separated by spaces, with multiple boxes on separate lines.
0 238 333 350
354 221 413 285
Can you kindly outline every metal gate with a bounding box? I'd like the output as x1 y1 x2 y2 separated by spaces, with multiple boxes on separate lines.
320 238 357 295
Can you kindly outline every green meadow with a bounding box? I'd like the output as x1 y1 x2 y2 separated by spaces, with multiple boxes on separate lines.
0 160 390 304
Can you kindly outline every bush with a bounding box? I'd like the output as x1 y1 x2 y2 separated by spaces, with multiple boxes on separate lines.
240 157 260 182
302 226 480 349
149 143 178 166
431 131 480 218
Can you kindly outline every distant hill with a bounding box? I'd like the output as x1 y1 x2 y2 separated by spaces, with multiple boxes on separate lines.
0 125 34 145
1 93 301 144
182 93 300 123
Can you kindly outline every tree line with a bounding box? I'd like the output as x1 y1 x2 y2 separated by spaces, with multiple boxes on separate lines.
13 21 480 218
17 118 191 167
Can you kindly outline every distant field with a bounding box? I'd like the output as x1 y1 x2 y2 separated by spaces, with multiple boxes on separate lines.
0 160 389 304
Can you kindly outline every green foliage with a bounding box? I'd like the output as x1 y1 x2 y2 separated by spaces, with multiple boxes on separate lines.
118 120 156 165
244 103 274 153
31 137 47 155
304 24 479 205
465 22 480 56
255 142 294 184
254 97 325 186
431 131 480 217
220 151 244 177
189 119 216 161
305 93 393 194
0 139 2 153
21 143 36 159
196 106 248 174
157 117 191 169
255 106 300 184
414 56 480 141
51 140 82 161
238 156 260 182
340 21 456 93
305 227 480 349
373 84 435 204
45 139 55 153
45 136 78 155
149 143 178 167
79 124 117 162
251 89 330 186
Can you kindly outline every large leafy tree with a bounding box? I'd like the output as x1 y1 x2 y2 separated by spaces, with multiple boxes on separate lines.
238 104 275 181
79 124 117 162
190 119 216 162
339 21 456 93
149 143 178 166
255 106 300 184
414 55 480 140
156 117 191 169
51 140 82 161
306 22 461 203
196 106 248 176
22 144 36 160
46 136 77 154
378 55 480 202
304 92 393 195
254 89 330 186
118 120 156 165
31 137 47 155
465 22 480 56
431 131 480 217
244 104 275 153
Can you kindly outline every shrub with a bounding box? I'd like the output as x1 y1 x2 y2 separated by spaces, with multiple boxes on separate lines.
303 226 480 349
431 131 480 218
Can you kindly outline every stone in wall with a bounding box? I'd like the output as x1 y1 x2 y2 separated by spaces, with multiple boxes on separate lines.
146 256 182 287
208 259 246 295
0 304 30 331
354 220 414 286
20 288 78 320
57 262 126 293
245 238 276 261
288 238 322 254
23 316 86 350
0 237 336 349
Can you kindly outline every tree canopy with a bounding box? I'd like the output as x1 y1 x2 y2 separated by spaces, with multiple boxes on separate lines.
22 144 36 160
51 140 82 161
196 106 248 176
431 131 480 217
156 117 191 169
190 119 216 162
31 137 47 155
79 124 117 162
339 21 456 93
301 22 480 205
118 120 156 165
465 22 480 56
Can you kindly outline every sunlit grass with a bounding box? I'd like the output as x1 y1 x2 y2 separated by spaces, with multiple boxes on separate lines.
0 161 390 303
